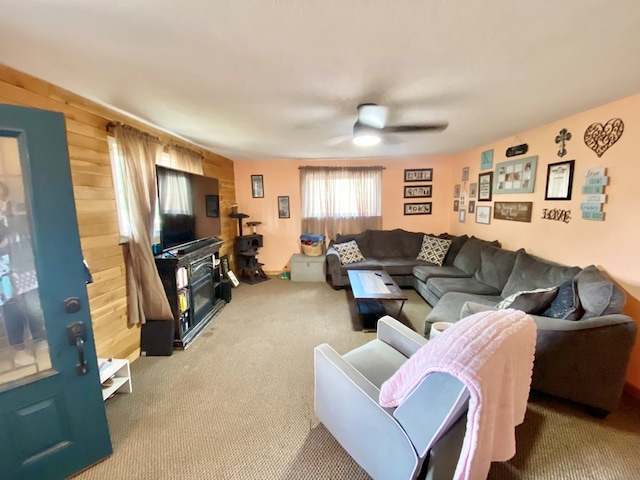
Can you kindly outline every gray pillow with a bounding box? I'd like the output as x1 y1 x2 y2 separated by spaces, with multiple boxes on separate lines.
439 234 469 266
473 246 524 291
496 286 560 313
453 236 501 275
541 278 583 320
575 265 626 319
501 251 582 298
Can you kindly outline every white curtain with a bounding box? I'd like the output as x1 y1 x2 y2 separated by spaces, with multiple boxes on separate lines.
300 166 383 240
158 168 192 215
114 125 173 325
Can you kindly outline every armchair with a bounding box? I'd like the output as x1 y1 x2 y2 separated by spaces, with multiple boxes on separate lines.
314 317 470 480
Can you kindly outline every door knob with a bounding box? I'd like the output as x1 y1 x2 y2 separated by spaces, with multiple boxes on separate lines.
66 321 88 375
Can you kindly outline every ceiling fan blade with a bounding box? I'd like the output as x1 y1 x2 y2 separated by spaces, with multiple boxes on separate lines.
383 122 449 133
326 134 352 146
357 104 388 129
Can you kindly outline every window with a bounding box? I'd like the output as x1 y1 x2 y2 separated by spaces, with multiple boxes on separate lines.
108 137 165 244
107 136 131 241
300 166 382 238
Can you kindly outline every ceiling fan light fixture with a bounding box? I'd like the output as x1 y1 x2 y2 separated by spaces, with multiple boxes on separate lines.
353 133 381 147
353 122 381 147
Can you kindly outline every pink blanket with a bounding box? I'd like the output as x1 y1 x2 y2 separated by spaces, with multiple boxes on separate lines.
379 309 537 480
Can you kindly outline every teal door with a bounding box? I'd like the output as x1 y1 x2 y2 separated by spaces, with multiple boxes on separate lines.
0 105 112 479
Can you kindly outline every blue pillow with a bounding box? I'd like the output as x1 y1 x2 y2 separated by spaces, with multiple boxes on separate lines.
541 278 583 320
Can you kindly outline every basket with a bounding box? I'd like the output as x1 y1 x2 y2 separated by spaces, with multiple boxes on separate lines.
301 243 324 256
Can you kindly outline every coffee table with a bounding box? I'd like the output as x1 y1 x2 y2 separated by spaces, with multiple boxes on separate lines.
347 270 409 331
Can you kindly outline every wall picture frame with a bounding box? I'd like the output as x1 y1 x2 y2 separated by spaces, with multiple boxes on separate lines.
404 202 432 215
469 182 478 197
403 185 432 198
468 200 475 214
462 167 469 182
251 174 264 198
205 194 219 218
545 160 575 200
404 168 433 182
478 171 493 202
494 156 537 194
475 205 492 224
459 209 466 223
277 196 290 218
481 149 494 170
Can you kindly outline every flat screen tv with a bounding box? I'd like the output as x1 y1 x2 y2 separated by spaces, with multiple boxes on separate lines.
156 165 221 252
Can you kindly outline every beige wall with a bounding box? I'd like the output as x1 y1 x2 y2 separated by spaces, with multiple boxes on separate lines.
0 64 237 362
235 93 640 391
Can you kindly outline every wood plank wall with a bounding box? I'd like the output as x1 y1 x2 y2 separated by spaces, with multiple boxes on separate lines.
0 64 237 362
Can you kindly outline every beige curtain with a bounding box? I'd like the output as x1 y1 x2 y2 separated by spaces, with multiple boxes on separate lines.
114 125 173 325
300 166 383 240
160 144 204 175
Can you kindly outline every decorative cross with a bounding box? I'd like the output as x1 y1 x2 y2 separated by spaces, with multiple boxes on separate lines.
555 128 572 157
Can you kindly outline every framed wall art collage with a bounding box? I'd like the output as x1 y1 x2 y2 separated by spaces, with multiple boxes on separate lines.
403 168 432 215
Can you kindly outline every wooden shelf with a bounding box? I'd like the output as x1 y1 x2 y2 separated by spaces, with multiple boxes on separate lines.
98 358 132 401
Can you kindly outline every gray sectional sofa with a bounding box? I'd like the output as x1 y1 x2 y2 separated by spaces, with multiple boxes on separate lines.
326 228 468 288
327 229 637 415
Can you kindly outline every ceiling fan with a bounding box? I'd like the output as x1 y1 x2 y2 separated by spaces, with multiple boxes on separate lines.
351 103 448 146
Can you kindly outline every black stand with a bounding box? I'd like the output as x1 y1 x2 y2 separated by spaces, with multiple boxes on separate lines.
230 213 269 284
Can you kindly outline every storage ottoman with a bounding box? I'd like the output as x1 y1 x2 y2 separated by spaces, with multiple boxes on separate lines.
290 253 326 282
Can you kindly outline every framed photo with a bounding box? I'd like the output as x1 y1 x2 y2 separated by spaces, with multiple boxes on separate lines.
404 168 433 182
205 194 219 218
494 156 537 194
277 196 290 218
469 182 478 197
481 149 494 170
468 200 475 214
475 205 492 224
220 254 230 275
453 200 459 212
404 202 432 215
545 160 575 200
454 184 460 198
404 185 432 198
251 174 264 198
462 167 469 182
478 171 493 202
459 209 466 223
227 270 240 287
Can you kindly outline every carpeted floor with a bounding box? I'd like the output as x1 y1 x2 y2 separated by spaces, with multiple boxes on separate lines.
74 278 640 480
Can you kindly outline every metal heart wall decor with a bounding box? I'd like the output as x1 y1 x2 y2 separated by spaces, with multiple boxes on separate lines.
583 118 624 157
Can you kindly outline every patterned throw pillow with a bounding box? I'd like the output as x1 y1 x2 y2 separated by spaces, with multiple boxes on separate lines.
496 286 559 313
332 240 365 265
417 235 452 266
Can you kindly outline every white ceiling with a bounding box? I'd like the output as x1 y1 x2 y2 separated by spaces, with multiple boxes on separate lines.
1 1 640 161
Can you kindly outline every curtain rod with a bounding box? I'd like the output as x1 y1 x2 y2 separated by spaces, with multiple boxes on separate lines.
107 121 202 158
298 166 385 170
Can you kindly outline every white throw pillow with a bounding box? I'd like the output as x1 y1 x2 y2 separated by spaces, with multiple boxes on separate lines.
332 240 365 265
417 235 452 266
496 286 560 313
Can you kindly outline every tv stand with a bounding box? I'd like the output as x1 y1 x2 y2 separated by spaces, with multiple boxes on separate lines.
154 238 225 349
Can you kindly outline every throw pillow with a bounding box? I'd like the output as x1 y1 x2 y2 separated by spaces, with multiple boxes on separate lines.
332 240 365 265
540 278 583 320
574 265 626 319
417 235 452 266
496 286 560 313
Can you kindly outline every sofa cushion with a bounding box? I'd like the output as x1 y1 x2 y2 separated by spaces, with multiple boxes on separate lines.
496 286 559 313
540 278 583 320
413 265 471 283
452 236 501 275
377 258 431 276
367 229 404 258
438 234 469 266
474 246 524 291
333 240 365 265
400 229 428 258
334 230 371 257
574 265 626 319
417 235 452 266
501 252 582 298
427 277 503 300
